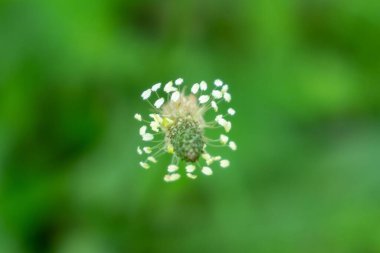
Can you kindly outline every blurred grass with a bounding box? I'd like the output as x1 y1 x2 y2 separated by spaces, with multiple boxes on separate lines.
0 0 380 252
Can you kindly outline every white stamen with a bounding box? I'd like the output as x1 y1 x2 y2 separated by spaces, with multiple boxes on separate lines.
143 147 152 154
149 113 163 123
202 166 213 176
164 173 181 182
222 84 229 93
224 121 232 133
214 156 222 161
168 165 179 173
186 164 196 173
200 81 207 91
143 133 154 141
171 91 180 102
152 83 161 92
170 173 181 181
224 92 231 102
154 98 165 109
202 153 214 165
220 160 230 168
211 101 218 112
220 134 229 145
175 78 184 85
134 113 142 121
217 117 231 132
148 156 157 163
212 90 223 99
137 146 143 155
139 126 147 136
191 83 200 94
228 108 236 116
164 81 176 93
199 95 210 104
141 89 152 100
217 117 227 127
214 79 223 87
140 162 150 169
229 141 237 151
202 153 212 161
215 115 223 122
187 173 197 179
150 121 160 132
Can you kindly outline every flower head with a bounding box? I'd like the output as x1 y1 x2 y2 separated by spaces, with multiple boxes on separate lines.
135 78 237 182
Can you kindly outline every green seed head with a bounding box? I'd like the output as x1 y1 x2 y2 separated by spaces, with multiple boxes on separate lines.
168 117 204 162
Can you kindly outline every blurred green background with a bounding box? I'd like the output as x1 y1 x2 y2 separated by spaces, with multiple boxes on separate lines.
1 0 380 252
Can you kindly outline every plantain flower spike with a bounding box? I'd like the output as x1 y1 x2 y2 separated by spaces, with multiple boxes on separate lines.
135 78 237 182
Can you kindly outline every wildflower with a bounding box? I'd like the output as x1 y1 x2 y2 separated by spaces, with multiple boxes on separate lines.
135 78 237 182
